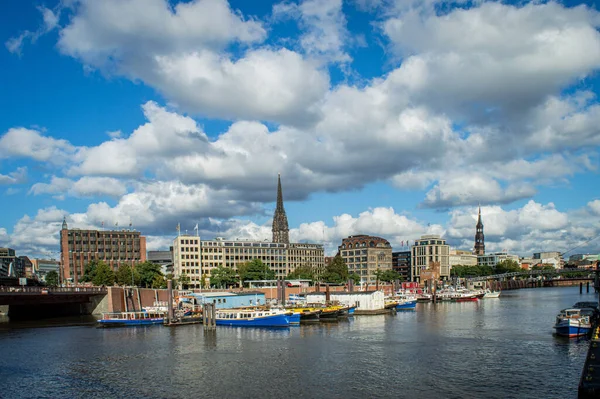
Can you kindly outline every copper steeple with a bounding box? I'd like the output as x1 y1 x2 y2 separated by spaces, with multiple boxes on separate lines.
272 174 289 243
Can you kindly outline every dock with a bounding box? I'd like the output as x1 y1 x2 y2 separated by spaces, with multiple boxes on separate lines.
578 326 600 398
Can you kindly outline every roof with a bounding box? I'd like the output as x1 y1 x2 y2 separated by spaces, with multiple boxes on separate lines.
306 291 380 296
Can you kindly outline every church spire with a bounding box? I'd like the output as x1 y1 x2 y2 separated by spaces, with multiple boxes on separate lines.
272 173 289 244
474 205 485 255
62 216 68 230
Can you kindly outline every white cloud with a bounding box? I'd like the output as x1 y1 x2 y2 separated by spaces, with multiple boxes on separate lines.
29 176 127 198
0 128 75 163
383 2 600 122
0 167 27 185
273 0 351 64
588 199 600 216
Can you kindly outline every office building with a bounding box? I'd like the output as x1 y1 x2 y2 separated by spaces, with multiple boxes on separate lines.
411 235 450 282
338 235 393 284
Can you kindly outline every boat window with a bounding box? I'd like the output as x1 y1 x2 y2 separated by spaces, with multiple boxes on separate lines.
223 299 227 303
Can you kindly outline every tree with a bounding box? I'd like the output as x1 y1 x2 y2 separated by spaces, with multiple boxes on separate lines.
348 273 361 285
134 262 164 288
238 259 275 283
321 254 348 283
495 260 521 274
92 262 115 286
287 264 315 281
210 266 238 288
116 264 139 286
179 273 190 289
45 271 59 287
378 269 401 283
81 260 101 283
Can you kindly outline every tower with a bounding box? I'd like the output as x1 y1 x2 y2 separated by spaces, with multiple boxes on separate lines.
474 205 485 255
272 174 289 244
62 216 68 230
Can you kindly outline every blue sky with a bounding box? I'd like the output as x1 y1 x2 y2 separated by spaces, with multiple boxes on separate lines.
1 0 600 257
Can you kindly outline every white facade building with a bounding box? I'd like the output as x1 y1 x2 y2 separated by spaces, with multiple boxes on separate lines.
477 252 520 268
305 291 385 311
411 235 450 282
449 249 478 267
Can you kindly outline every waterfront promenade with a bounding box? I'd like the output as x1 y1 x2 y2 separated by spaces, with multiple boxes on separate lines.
0 286 594 399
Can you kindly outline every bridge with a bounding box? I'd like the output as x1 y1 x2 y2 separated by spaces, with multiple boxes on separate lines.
0 286 107 319
464 268 594 282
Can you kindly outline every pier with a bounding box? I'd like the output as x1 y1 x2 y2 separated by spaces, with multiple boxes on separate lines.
578 263 600 398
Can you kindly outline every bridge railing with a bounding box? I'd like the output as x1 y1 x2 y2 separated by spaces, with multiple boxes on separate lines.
0 286 107 294
465 268 594 282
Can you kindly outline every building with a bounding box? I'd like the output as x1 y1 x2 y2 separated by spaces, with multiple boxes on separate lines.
338 235 393 284
19 256 34 278
392 251 411 281
305 291 385 311
449 249 478 267
189 292 266 309
519 257 535 270
0 247 24 277
477 252 520 268
411 235 450 282
474 205 485 255
147 250 174 275
60 218 147 283
34 259 61 282
172 236 325 289
533 251 563 269
272 174 289 244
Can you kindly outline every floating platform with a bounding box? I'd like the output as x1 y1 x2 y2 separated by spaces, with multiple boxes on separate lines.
579 326 600 398
164 316 203 327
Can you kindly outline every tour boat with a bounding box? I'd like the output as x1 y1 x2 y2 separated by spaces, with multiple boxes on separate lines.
215 308 291 327
554 308 592 337
98 311 164 327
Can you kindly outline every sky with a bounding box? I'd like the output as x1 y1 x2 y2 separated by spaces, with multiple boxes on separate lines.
1 0 600 258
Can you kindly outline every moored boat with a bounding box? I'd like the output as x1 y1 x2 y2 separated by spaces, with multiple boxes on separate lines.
395 298 417 310
98 311 164 327
554 308 592 337
215 308 291 327
287 307 321 322
483 289 501 299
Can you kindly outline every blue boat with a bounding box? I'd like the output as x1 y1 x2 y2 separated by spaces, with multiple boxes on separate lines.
215 308 291 327
348 306 356 315
396 299 417 310
554 309 592 337
98 311 164 327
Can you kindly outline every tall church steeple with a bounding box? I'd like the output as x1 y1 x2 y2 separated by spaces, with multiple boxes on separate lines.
474 205 485 255
272 174 289 244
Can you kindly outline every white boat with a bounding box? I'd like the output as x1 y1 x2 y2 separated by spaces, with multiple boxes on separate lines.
483 289 501 299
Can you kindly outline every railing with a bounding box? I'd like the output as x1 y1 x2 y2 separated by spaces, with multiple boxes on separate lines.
0 286 108 294
465 268 596 282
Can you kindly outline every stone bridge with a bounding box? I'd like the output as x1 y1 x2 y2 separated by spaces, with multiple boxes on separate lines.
0 286 108 319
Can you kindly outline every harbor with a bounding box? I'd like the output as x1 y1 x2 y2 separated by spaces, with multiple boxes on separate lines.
0 286 595 399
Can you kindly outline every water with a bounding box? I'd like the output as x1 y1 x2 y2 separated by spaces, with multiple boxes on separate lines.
0 287 596 399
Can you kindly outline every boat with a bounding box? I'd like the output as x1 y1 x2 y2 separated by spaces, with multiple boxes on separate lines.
554 308 592 337
347 305 356 315
455 294 479 302
287 307 321 322
483 289 501 299
98 311 164 327
318 305 341 320
395 298 417 310
215 308 291 327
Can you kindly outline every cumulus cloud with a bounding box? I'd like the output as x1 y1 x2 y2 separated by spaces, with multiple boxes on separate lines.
29 176 128 199
0 128 75 163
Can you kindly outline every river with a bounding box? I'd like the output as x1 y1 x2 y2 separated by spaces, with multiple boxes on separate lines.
0 286 597 399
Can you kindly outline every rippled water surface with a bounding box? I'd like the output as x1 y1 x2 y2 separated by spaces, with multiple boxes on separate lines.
0 287 596 399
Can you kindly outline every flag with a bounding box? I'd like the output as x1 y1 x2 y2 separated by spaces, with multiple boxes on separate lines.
194 223 199 236
176 223 181 236
115 221 118 227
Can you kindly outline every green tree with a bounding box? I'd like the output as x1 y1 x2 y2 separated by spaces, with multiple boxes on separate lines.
81 260 101 282
92 261 115 286
495 260 521 274
135 262 164 288
379 269 401 283
238 259 275 283
45 270 59 287
115 264 140 286
348 273 361 285
210 266 238 288
321 254 348 283
287 264 315 281
179 273 190 289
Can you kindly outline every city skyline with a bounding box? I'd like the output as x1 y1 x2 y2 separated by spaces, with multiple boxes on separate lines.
1 0 600 258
